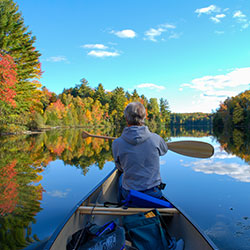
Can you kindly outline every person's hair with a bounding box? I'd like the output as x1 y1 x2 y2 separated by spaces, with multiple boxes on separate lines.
124 102 146 125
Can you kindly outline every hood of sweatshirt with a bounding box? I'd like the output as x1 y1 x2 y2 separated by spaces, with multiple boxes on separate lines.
121 126 151 145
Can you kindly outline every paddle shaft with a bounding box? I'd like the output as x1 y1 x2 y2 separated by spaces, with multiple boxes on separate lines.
82 131 214 158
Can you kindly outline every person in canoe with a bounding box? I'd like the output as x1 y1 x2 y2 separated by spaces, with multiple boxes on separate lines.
112 102 168 201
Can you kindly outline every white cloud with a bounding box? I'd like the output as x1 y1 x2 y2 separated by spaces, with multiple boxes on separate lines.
233 10 249 29
215 30 225 35
202 90 238 98
82 44 108 49
210 14 226 23
144 28 165 42
180 67 250 112
87 50 120 57
182 67 250 92
111 29 136 38
45 56 67 62
233 10 246 20
195 5 220 16
137 83 166 90
144 24 176 42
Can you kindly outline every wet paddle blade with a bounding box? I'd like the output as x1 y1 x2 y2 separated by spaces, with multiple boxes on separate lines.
167 141 214 158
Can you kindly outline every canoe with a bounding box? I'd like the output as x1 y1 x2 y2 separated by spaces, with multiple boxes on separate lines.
44 168 218 250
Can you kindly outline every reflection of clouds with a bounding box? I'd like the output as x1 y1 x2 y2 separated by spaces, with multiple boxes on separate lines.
160 160 166 165
210 144 236 159
182 157 250 183
47 189 70 198
213 150 236 159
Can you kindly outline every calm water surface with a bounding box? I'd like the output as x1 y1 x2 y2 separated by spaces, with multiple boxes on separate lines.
0 128 249 249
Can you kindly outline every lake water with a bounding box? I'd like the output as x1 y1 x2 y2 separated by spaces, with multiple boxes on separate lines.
0 128 250 249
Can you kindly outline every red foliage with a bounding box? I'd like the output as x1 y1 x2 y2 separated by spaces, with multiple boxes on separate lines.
0 53 17 107
0 160 19 215
42 86 52 99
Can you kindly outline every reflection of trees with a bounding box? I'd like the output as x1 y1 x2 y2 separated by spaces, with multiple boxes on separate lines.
171 125 212 137
0 128 115 249
213 127 250 163
0 136 44 249
44 129 113 174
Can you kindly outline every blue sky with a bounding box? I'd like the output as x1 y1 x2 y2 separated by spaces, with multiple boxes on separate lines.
16 0 250 113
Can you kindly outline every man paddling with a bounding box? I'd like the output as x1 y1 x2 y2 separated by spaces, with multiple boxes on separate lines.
112 102 168 200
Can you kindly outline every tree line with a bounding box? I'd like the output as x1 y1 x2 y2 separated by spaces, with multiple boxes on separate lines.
213 89 250 131
170 113 213 126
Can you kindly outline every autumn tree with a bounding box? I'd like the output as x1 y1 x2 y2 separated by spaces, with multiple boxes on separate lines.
0 0 43 130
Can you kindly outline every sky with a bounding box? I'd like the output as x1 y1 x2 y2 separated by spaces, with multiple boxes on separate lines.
15 0 250 113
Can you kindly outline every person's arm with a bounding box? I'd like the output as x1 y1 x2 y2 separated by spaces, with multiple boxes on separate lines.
112 140 123 172
158 136 168 156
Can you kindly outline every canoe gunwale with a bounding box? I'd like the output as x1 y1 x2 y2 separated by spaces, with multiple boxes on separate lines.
43 168 117 250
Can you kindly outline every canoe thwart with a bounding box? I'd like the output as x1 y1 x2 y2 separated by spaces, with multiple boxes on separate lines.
78 206 179 216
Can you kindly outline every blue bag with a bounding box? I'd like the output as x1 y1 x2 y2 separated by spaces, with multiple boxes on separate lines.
67 220 126 250
124 190 174 208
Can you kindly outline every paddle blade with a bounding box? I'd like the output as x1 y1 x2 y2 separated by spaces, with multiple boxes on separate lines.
167 141 214 158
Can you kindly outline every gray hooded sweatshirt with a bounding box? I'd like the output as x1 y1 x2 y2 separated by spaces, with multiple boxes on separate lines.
112 126 168 191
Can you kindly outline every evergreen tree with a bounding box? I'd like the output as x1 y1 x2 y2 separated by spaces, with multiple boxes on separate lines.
71 78 94 98
110 87 127 125
0 0 42 128
131 89 140 101
0 0 41 82
160 98 171 125
147 98 160 120
94 83 109 105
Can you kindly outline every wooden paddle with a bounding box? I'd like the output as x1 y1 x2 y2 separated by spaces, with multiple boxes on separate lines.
82 131 214 158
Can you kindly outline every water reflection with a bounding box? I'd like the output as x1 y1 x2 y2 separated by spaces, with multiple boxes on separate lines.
181 148 250 183
213 127 250 164
0 136 44 249
171 125 213 137
0 126 249 249
0 128 113 249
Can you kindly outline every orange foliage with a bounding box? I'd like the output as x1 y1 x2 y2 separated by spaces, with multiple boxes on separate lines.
0 53 17 107
0 160 19 215
48 136 66 156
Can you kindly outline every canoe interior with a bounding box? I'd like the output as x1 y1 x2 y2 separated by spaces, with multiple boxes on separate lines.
46 168 217 250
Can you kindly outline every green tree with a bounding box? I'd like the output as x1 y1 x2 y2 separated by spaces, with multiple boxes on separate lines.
147 98 160 121
232 104 244 125
0 0 42 130
109 87 127 125
0 0 41 82
71 78 94 99
131 89 140 101
159 98 170 125
94 83 109 105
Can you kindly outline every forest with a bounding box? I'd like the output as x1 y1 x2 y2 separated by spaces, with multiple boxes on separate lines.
213 89 250 131
170 113 213 126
